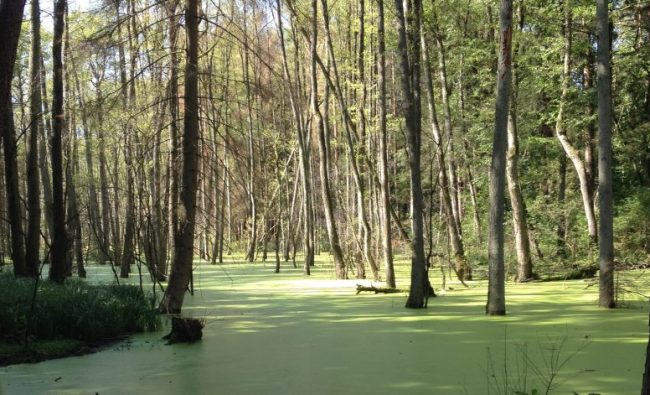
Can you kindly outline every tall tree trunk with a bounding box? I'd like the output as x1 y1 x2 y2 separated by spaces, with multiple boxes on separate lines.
433 22 461 235
0 0 28 277
506 3 533 282
93 71 113 265
71 54 104 264
49 0 68 283
555 2 598 246
119 0 138 277
242 2 258 263
486 0 513 316
596 0 615 309
39 56 55 239
421 24 470 282
377 0 395 288
160 0 201 314
25 0 42 277
396 0 430 309
166 0 180 267
311 0 346 279
556 155 568 257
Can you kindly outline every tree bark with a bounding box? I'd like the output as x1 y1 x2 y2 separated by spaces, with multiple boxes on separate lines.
486 0 513 316
311 0 346 279
160 0 201 314
39 56 55 240
0 0 28 277
49 0 69 283
421 25 471 282
396 0 429 309
596 0 615 309
377 0 395 288
25 0 43 277
506 4 533 282
242 1 258 263
555 2 598 246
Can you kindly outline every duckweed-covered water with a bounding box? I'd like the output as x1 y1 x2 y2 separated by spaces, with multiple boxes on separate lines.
1 258 647 394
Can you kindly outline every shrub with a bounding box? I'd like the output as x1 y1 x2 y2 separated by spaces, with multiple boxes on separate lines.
0 271 160 344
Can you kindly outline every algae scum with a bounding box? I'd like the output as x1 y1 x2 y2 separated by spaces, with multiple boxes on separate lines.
1 260 648 394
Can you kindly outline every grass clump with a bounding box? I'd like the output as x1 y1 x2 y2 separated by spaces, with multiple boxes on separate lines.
0 270 160 364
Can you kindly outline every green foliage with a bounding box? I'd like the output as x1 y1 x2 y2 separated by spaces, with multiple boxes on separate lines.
0 271 160 344
615 188 650 260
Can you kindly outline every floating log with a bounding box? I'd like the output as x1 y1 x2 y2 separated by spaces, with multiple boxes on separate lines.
355 284 403 294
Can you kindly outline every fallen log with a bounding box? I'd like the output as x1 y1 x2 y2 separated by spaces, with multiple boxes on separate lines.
355 284 403 295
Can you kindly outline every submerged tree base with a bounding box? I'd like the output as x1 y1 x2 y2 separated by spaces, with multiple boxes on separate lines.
163 317 204 344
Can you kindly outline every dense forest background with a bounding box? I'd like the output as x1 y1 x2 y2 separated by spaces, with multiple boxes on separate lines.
0 0 648 312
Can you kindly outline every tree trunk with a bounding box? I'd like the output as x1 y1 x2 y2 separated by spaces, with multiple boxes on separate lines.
311 0 346 279
433 27 461 236
506 4 533 282
39 56 55 239
0 0 28 277
596 0 615 309
242 4 258 263
421 23 471 282
555 2 598 246
486 0 513 316
396 0 429 309
71 58 103 264
377 0 395 288
160 0 201 314
25 0 42 277
556 155 568 257
49 0 68 283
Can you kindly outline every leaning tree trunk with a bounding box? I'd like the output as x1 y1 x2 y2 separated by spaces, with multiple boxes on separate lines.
486 0 513 316
596 0 615 309
159 0 201 314
555 2 598 247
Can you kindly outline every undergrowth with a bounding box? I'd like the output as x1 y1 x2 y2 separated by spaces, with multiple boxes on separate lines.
0 270 160 345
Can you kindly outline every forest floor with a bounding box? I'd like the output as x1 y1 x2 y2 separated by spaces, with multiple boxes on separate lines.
0 255 648 394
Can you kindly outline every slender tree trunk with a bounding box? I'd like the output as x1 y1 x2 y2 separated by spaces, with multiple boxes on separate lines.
556 155 568 257
555 2 598 246
421 25 470 282
94 73 113 265
596 0 615 308
433 25 461 235
39 56 55 239
167 0 180 264
311 0 345 279
160 0 201 314
71 57 104 264
242 4 258 263
506 4 533 282
25 0 43 277
486 0 513 316
49 0 68 283
377 0 395 288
